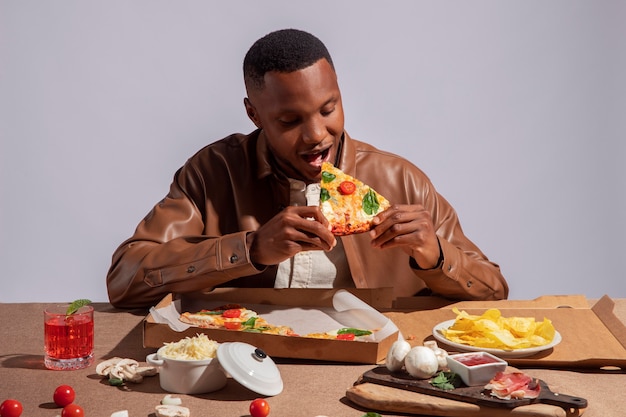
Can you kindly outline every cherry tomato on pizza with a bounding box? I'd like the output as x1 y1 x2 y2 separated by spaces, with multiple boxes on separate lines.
53 385 76 407
338 180 356 195
336 333 356 341
222 309 242 318
0 399 23 417
224 321 242 330
61 403 84 417
249 398 270 417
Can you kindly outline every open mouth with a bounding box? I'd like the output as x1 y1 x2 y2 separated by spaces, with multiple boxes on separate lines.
302 147 331 167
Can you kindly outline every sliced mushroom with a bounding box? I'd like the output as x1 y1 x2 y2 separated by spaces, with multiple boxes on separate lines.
96 357 124 376
155 405 190 417
95 357 157 383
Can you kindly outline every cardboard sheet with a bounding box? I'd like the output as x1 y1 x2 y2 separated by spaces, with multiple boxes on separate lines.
384 295 626 369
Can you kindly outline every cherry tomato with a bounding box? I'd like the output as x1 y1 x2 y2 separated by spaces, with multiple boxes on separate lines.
336 333 355 341
222 309 242 318
0 399 23 417
249 398 270 417
61 404 84 417
338 181 356 195
53 385 76 407
224 321 242 330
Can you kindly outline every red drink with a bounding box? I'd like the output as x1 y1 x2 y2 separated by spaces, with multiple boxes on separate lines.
44 305 94 370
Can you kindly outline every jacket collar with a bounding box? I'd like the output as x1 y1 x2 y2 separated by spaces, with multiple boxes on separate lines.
256 129 274 179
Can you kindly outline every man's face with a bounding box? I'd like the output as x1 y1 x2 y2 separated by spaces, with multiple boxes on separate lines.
245 58 344 183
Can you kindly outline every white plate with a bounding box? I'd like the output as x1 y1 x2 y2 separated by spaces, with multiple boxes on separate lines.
432 319 562 359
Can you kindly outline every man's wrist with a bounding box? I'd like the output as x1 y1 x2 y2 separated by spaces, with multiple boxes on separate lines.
410 238 443 270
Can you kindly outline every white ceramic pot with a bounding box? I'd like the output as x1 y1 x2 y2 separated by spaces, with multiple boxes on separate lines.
146 346 227 394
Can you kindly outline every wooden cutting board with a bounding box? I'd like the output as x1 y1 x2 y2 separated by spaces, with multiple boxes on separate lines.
346 367 587 417
346 382 586 417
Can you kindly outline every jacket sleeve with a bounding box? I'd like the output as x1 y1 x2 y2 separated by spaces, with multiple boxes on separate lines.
411 188 509 301
106 168 263 309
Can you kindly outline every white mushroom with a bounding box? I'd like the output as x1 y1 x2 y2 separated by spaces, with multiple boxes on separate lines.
96 357 157 384
109 358 141 382
155 405 190 417
136 365 159 377
385 339 412 372
404 346 439 379
424 340 449 370
96 357 124 376
161 395 183 406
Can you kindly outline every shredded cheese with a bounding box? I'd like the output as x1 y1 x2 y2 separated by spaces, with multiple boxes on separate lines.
161 334 219 360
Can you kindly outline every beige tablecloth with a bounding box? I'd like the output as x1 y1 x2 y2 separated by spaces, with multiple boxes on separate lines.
0 301 624 416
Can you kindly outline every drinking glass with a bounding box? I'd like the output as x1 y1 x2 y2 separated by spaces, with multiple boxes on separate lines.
44 304 94 370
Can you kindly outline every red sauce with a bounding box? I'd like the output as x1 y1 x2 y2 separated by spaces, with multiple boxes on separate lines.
455 354 500 366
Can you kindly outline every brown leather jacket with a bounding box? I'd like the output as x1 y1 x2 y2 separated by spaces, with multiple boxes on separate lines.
107 130 508 308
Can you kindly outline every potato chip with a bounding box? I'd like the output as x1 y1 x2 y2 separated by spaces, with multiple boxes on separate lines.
441 308 556 350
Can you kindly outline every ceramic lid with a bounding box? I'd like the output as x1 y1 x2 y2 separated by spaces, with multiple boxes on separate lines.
217 342 283 396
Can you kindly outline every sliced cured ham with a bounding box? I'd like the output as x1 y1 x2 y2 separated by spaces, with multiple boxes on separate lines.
484 371 541 400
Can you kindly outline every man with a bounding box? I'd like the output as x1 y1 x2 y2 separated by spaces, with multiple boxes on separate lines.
107 29 508 308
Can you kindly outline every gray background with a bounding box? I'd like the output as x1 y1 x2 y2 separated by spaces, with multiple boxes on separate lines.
1 1 624 303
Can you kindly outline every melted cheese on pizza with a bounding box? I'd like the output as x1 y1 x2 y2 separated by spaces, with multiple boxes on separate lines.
320 162 390 235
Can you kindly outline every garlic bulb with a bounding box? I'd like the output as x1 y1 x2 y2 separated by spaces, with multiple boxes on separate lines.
424 340 449 370
404 346 439 379
385 339 412 372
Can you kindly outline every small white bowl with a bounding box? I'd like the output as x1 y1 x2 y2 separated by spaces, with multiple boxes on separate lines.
146 346 227 394
446 351 507 386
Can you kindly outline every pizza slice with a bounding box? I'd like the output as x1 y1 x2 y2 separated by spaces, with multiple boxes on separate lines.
304 327 374 341
179 304 296 335
179 304 377 341
319 162 391 236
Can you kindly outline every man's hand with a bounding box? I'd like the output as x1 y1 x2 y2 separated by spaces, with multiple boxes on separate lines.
247 206 337 267
369 204 441 269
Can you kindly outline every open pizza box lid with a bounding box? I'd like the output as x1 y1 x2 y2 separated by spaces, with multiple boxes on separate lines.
143 288 399 364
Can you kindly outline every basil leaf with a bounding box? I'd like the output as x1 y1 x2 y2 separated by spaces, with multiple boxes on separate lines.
242 317 258 329
320 188 330 202
362 189 380 215
108 377 125 386
321 171 336 183
197 310 223 315
244 325 273 333
430 371 460 391
337 328 372 337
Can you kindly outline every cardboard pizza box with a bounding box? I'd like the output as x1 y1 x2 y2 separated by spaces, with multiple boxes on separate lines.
143 288 398 364
384 294 626 369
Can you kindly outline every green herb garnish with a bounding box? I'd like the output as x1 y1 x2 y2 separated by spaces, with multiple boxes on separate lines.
242 317 258 329
430 371 460 390
66 299 92 315
337 328 373 337
362 189 380 215
321 171 336 183
244 325 275 333
320 187 331 202
197 310 224 315
361 413 382 417
108 377 124 386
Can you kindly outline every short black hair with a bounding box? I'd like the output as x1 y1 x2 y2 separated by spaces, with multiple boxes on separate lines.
243 28 334 91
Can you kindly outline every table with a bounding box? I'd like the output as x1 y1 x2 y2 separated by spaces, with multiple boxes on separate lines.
1 301 624 416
